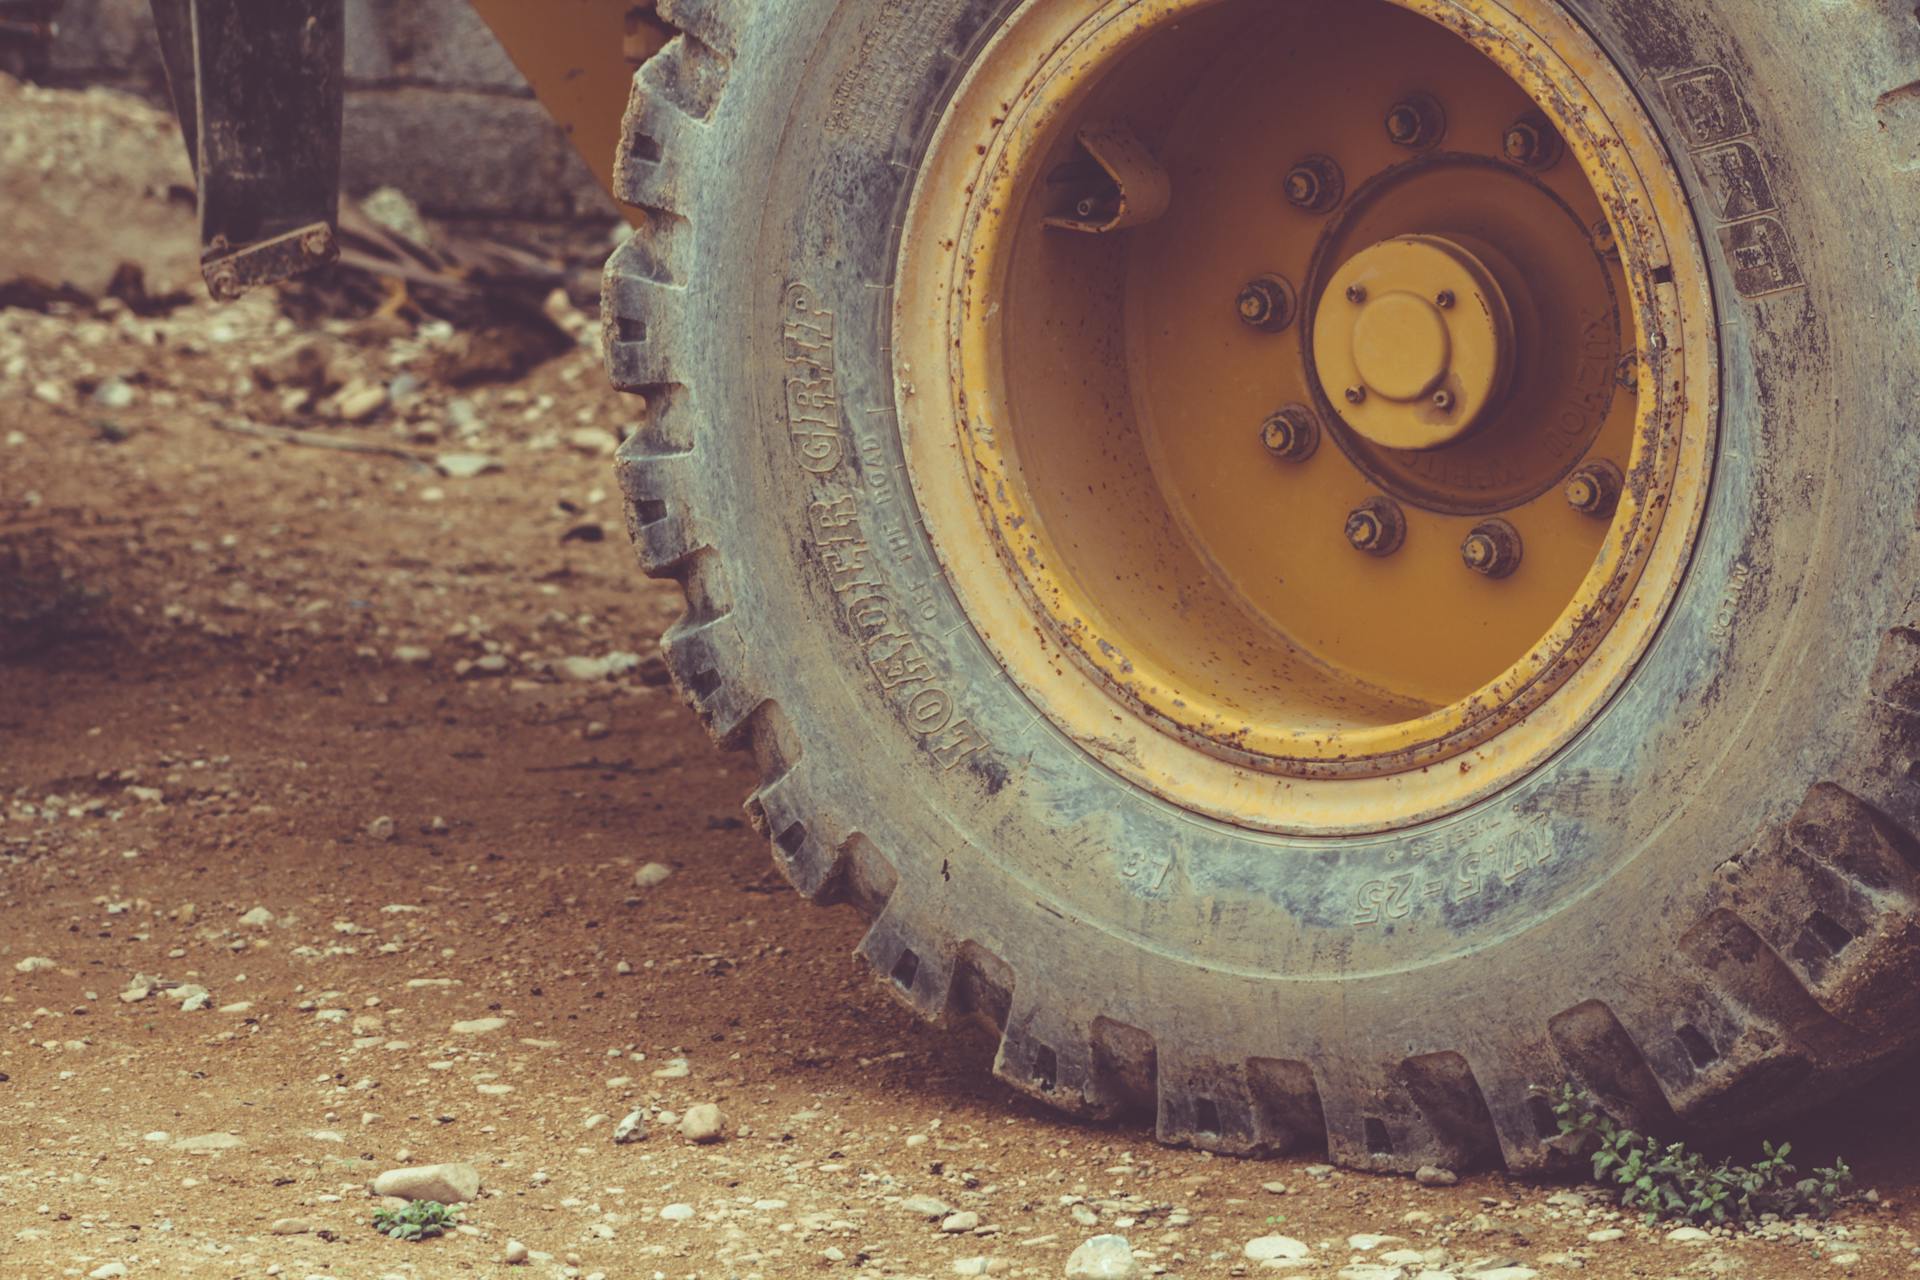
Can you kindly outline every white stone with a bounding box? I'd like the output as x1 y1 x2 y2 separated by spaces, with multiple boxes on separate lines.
239 906 275 927
660 1203 695 1222
943 1211 982 1233
451 1017 507 1035
1414 1165 1458 1187
1064 1234 1139 1279
14 956 56 973
270 1218 312 1235
1667 1227 1712 1244
372 1163 481 1204
1349 1235 1405 1252
1337 1267 1407 1280
503 1240 529 1264
901 1195 953 1219
651 1057 690 1079
613 1109 647 1144
88 1265 127 1280
170 1133 244 1152
1467 1270 1537 1280
633 862 674 889
1586 1228 1626 1243
1245 1236 1312 1262
679 1103 725 1143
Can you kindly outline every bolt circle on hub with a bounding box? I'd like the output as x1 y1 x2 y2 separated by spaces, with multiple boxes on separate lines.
1502 109 1565 170
1261 404 1321 461
1236 273 1297 333
1565 460 1624 517
1345 498 1407 557
1384 91 1446 149
1461 518 1523 578
1283 153 1344 213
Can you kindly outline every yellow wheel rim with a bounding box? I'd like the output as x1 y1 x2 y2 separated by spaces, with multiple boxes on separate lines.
895 0 1716 833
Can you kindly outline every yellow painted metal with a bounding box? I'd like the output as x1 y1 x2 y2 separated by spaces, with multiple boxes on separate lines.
1317 234 1516 451
466 0 666 219
893 0 1716 834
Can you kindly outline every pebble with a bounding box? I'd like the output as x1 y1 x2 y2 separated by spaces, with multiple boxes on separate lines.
371 1163 481 1204
1830 1253 1861 1268
613 1109 647 1144
392 645 433 665
1415 1165 1459 1187
1586 1228 1626 1243
1350 1234 1405 1252
633 862 674 889
239 906 275 927
14 956 57 973
170 1132 244 1152
1261 1180 1290 1195
1246 1235 1312 1261
451 1017 507 1035
1468 1270 1537 1280
943 1210 982 1233
504 1239 529 1264
270 1218 313 1235
1668 1227 1713 1244
679 1102 725 1143
434 452 501 479
1065 1234 1139 1279
902 1194 953 1219
88 1265 127 1280
651 1057 690 1079
365 815 397 841
1336 1267 1406 1280
336 381 389 422
660 1203 695 1222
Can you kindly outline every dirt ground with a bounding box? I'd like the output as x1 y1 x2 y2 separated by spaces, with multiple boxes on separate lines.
4 76 1920 1280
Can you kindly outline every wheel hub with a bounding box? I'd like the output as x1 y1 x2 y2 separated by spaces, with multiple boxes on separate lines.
1317 233 1516 451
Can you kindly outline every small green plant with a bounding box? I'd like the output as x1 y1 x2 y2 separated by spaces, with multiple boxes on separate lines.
1542 1084 1852 1226
371 1199 462 1241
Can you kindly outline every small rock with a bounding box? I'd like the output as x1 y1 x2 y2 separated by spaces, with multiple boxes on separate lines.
1830 1253 1861 1268
1667 1227 1712 1245
239 906 275 927
633 862 674 889
1337 1267 1407 1280
366 815 397 841
1586 1228 1626 1243
1415 1165 1458 1187
1261 1181 1290 1195
88 1265 128 1280
613 1109 647 1144
13 956 56 973
584 720 610 741
372 1163 481 1204
1304 1164 1336 1178
435 452 501 480
902 1195 953 1219
651 1057 690 1080
943 1211 982 1233
451 1017 507 1035
679 1102 725 1143
1246 1235 1312 1262
392 645 433 666
336 381 389 422
1065 1234 1139 1279
270 1218 313 1235
170 1132 244 1152
504 1240 529 1264
1466 1270 1536 1280
660 1203 695 1222
1349 1234 1405 1252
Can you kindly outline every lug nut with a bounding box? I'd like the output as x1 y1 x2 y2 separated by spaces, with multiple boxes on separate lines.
1345 284 1367 304
1345 498 1406 557
1462 519 1523 578
1384 92 1446 149
1435 289 1454 309
1236 274 1297 333
1260 404 1320 462
1283 154 1344 213
1343 385 1367 405
1565 460 1624 517
1502 110 1564 170
1432 389 1456 412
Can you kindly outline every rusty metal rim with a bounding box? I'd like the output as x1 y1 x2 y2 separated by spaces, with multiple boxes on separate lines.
892 0 1717 834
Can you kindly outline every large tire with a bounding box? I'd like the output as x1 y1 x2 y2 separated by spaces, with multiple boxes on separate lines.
603 0 1920 1170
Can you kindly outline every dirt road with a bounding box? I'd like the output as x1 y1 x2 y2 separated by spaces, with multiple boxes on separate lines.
3 77 1919 1280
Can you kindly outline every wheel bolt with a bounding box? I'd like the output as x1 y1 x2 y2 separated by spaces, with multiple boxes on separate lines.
1384 92 1445 149
1283 154 1344 213
1345 498 1406 557
1236 274 1297 333
1502 111 1564 170
1344 385 1367 405
1462 519 1523 578
1261 405 1321 462
1345 284 1367 304
1435 289 1454 309
1432 389 1456 412
1565 460 1624 517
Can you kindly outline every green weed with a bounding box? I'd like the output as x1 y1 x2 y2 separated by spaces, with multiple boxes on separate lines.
371 1199 462 1241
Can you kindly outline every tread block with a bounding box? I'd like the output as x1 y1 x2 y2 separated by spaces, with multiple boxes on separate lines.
749 766 848 902
857 900 957 1023
602 272 689 393
1710 786 1920 1035
662 614 761 748
615 448 706 575
614 87 694 211
641 33 731 120
1316 1056 1498 1174
1457 1049 1559 1173
1153 1052 1266 1155
1246 1057 1329 1156
994 997 1122 1118
1546 1000 1681 1136
656 0 744 58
